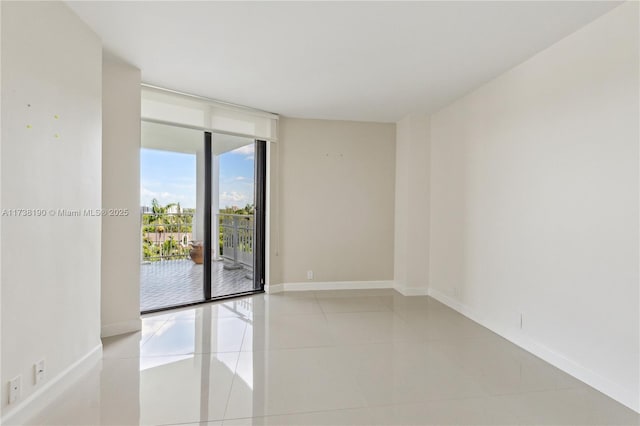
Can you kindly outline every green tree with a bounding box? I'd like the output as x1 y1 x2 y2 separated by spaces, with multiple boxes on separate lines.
142 200 194 261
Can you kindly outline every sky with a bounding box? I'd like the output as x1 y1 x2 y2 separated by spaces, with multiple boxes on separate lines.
141 144 254 210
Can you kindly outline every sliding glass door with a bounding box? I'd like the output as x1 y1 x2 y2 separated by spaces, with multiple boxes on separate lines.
140 122 265 313
209 134 265 300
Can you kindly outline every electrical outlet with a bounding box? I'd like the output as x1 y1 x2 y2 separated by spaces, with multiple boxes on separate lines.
307 270 314 280
34 359 45 385
8 376 21 404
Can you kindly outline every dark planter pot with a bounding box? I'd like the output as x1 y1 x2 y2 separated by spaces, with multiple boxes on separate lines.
189 241 203 264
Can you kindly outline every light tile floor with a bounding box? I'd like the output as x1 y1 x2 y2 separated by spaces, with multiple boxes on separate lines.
24 290 640 425
140 259 255 312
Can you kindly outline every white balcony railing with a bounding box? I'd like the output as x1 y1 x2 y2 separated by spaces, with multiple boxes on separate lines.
218 214 254 271
141 211 254 270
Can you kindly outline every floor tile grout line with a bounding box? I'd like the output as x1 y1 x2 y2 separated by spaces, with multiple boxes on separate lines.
220 401 372 423
220 316 250 421
316 291 330 322
215 390 538 424
219 352 242 422
139 317 171 348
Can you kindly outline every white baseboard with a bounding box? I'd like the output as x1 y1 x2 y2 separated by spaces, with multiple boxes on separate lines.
283 280 394 292
1 343 103 425
268 280 429 296
427 287 640 414
265 283 284 294
394 286 429 296
101 319 141 338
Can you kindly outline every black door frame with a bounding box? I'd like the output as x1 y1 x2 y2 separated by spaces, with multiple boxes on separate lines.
141 133 265 314
253 140 267 291
203 131 213 300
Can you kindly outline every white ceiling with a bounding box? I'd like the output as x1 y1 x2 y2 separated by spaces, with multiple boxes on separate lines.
68 1 620 123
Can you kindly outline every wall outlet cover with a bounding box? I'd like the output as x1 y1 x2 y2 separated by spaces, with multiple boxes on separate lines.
35 359 45 385
9 376 21 404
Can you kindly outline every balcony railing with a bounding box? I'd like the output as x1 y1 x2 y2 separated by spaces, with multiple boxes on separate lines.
219 214 254 270
142 212 194 261
141 211 254 268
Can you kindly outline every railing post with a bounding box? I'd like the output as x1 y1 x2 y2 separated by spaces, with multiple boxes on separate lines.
233 216 239 265
222 214 243 270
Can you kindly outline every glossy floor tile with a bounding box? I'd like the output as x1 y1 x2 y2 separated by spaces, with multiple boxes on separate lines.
241 313 337 350
225 347 366 419
21 290 640 426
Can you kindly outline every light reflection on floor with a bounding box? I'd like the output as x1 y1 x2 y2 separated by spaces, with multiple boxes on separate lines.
21 290 640 426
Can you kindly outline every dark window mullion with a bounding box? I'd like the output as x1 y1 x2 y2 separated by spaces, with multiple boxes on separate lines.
204 131 212 300
254 140 267 291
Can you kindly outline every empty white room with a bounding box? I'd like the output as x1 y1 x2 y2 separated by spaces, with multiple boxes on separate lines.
0 1 639 425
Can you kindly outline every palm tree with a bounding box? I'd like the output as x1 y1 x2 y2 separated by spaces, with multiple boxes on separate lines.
143 200 194 261
150 198 165 227
150 198 171 233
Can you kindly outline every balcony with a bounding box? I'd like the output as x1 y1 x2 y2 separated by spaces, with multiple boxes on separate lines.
140 212 255 311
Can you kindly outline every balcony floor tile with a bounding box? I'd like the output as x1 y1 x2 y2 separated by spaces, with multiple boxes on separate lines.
140 259 255 311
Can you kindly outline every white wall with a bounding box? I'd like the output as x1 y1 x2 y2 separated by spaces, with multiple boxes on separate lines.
0 1 4 420
1 1 102 420
428 2 639 411
267 140 282 287
277 118 395 285
101 52 141 337
394 113 430 295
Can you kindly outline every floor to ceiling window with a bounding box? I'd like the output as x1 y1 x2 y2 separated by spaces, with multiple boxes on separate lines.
139 122 267 312
138 85 275 313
